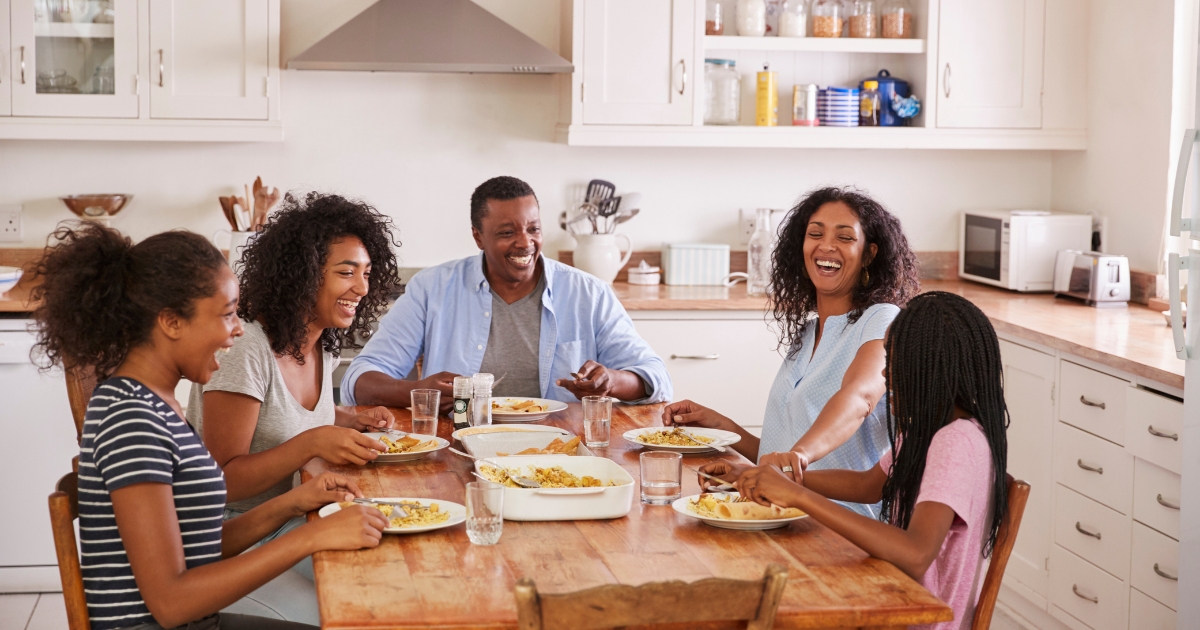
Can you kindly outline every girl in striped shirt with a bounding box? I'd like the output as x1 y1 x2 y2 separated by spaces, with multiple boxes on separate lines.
32 224 388 630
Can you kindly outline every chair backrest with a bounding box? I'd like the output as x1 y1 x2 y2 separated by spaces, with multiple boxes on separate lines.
49 468 90 630
65 365 97 445
971 475 1031 630
514 564 788 630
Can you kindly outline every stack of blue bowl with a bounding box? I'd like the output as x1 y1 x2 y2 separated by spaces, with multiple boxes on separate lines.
817 87 859 127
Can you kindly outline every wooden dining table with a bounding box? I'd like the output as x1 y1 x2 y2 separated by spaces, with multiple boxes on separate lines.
302 403 952 630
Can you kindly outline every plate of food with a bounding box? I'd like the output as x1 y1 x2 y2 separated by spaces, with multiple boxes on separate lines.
363 432 449 463
622 426 741 453
451 424 570 441
318 498 465 534
671 493 807 530
488 397 568 422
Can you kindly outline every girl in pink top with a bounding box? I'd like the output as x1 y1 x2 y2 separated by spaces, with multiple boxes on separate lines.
701 291 1008 630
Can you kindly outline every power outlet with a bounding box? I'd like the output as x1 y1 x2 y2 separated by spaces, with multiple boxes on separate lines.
0 205 22 242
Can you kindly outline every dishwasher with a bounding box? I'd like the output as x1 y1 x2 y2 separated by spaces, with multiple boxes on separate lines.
0 316 79 592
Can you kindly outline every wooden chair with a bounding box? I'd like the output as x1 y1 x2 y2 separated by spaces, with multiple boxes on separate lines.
49 468 90 630
65 364 97 445
514 564 788 630
971 475 1031 630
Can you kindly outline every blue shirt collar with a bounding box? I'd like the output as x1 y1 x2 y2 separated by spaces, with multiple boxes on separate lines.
466 252 556 300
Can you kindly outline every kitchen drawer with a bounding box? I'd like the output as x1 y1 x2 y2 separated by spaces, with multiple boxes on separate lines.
1132 458 1181 539
1053 421 1132 514
1129 587 1176 629
1059 361 1128 444
1054 485 1130 579
1129 522 1178 611
1124 387 1182 475
1050 545 1128 630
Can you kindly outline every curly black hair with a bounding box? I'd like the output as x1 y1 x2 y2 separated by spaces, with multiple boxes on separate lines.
31 223 228 379
470 176 538 231
236 192 401 363
770 186 920 357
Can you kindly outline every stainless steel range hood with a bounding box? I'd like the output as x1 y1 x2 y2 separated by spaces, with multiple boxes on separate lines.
288 0 572 74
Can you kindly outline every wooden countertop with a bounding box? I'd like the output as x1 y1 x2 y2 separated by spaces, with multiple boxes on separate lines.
304 405 953 629
0 282 36 314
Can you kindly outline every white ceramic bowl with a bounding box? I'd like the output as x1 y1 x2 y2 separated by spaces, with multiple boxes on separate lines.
0 267 22 295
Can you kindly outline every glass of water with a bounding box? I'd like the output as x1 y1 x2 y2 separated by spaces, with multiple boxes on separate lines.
465 481 504 545
582 395 611 448
640 451 682 505
410 389 440 435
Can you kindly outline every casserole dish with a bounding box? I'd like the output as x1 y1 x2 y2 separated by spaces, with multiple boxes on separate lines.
474 455 634 521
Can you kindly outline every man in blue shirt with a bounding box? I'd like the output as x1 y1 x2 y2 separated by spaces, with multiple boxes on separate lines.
340 176 671 408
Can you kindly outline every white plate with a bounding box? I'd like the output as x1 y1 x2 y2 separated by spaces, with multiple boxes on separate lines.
622 427 741 453
488 397 568 422
671 493 808 530
451 424 570 441
318 498 466 534
363 433 449 462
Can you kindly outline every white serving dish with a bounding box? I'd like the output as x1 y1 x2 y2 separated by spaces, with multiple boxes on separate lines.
363 433 449 463
318 498 465 534
0 267 22 295
475 455 634 521
451 424 570 442
671 493 808 530
462 431 593 459
489 397 568 422
623 426 741 453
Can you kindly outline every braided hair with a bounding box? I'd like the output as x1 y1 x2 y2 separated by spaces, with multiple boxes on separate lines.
879 291 1009 558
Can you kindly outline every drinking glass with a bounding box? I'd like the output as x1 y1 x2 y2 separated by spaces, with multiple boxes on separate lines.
640 451 682 505
411 389 440 435
465 481 504 545
582 395 611 448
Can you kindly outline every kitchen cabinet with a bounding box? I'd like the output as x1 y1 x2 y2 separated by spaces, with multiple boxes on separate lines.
149 0 270 120
580 0 695 125
935 0 1045 129
0 3 10 116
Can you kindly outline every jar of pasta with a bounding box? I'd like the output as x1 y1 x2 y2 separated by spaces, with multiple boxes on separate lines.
812 0 845 38
880 0 914 38
848 0 878 38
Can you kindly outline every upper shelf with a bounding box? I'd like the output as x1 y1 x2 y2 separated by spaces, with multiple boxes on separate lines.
33 22 115 38
703 35 925 54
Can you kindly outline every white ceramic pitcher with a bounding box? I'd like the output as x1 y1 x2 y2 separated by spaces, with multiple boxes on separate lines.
574 233 633 284
212 229 256 274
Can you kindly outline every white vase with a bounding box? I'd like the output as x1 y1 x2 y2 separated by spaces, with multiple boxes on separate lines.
212 229 256 274
574 233 633 284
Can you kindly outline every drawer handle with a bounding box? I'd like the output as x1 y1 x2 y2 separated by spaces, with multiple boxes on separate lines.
1147 425 1178 441
1156 494 1180 510
670 354 720 360
1075 522 1101 540
1153 563 1178 581
1076 459 1103 474
1072 585 1099 604
1078 395 1106 410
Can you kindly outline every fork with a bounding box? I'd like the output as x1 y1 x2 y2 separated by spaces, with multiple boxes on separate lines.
351 497 409 518
678 428 727 453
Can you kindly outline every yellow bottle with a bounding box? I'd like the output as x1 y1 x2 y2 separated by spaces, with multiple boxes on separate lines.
756 63 778 126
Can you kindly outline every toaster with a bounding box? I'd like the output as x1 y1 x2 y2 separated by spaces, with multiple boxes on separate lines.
1053 250 1130 306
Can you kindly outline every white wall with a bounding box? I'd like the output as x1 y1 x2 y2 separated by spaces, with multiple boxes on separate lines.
0 1 1055 267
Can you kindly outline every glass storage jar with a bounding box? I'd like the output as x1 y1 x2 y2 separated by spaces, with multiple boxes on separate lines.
706 0 726 35
848 0 878 37
880 0 914 38
736 0 767 36
704 59 741 125
778 0 807 37
811 0 845 37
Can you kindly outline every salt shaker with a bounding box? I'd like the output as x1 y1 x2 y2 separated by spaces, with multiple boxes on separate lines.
470 373 494 427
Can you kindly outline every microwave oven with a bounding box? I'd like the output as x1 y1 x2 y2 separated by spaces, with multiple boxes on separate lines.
958 210 1093 292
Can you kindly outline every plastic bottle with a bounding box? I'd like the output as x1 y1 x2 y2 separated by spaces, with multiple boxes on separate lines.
452 376 472 431
859 80 881 127
470 373 493 427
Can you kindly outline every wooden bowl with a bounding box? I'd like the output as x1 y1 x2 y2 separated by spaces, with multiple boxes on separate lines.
60 194 133 218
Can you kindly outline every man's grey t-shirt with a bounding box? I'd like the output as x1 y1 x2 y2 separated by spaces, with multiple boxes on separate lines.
186 320 335 512
478 274 545 398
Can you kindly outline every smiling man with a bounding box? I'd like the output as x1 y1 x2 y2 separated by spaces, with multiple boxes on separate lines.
341 176 671 408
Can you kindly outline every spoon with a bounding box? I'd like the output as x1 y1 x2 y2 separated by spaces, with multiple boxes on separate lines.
449 448 540 488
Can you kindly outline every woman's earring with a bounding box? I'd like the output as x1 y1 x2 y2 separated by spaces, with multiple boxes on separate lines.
861 268 870 287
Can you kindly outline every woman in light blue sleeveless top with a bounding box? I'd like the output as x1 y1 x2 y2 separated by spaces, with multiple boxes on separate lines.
664 187 919 517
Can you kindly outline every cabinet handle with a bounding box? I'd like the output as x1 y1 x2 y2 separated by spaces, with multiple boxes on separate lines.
1078 395 1106 410
670 354 719 360
1147 425 1178 441
1076 459 1103 474
20 46 25 84
1156 494 1180 510
1074 522 1101 540
1072 585 1099 603
943 63 950 98
1153 563 1178 581
677 59 686 95
158 50 165 87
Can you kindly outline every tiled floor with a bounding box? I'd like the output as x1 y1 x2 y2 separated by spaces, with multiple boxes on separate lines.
0 592 1035 630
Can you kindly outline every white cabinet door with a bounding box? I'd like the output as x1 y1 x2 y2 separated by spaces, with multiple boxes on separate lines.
631 318 781 433
11 0 139 118
936 0 1045 128
149 0 269 120
1000 339 1056 600
581 0 695 125
0 0 10 116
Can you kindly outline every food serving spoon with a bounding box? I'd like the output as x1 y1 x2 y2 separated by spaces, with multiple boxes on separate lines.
449 447 541 488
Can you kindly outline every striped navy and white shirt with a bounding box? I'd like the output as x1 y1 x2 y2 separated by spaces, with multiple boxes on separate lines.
79 377 227 630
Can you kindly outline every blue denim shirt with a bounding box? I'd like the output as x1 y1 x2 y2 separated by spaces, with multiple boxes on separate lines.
340 254 672 405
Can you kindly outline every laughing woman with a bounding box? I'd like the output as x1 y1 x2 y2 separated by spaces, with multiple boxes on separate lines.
663 187 920 517
188 193 402 536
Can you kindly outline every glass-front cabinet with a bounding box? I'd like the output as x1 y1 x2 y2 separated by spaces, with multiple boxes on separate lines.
11 0 138 118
